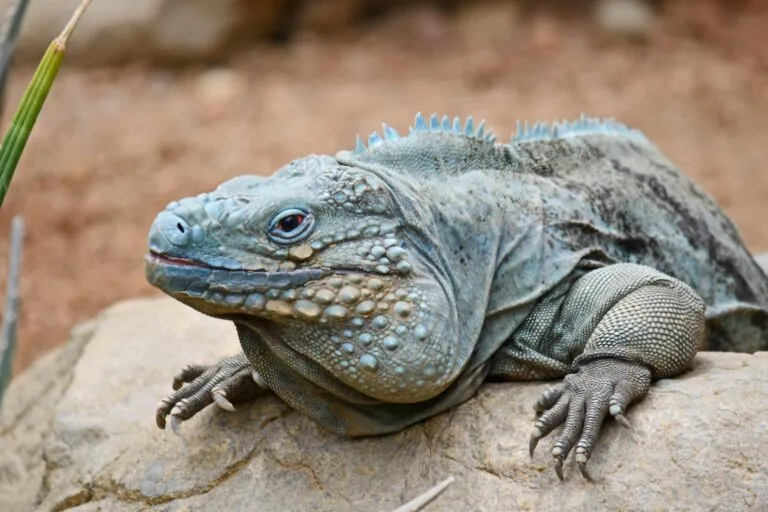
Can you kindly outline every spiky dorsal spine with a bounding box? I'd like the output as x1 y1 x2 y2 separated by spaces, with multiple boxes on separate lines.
351 112 648 156
512 114 647 143
354 112 498 155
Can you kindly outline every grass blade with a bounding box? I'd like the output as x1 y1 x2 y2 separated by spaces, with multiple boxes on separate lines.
0 0 93 208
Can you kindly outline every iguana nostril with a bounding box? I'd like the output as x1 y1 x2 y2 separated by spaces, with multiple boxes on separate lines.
149 211 192 249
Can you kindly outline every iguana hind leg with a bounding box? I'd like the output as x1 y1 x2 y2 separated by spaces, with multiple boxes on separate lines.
530 269 704 480
492 263 705 480
156 352 269 434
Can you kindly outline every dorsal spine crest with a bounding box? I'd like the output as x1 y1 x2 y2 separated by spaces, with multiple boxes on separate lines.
349 112 649 156
353 112 498 155
511 113 647 144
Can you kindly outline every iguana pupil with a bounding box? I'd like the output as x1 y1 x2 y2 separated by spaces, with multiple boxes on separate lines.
278 214 304 232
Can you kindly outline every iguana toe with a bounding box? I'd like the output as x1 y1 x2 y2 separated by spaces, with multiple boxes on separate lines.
156 353 267 432
549 395 587 481
528 385 569 456
172 364 209 391
532 386 562 413
210 365 265 411
572 393 611 481
529 359 652 480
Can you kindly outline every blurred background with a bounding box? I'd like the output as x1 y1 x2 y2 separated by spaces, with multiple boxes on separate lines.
0 0 765 374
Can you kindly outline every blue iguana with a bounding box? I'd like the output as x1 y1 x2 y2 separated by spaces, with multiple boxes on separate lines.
145 113 768 480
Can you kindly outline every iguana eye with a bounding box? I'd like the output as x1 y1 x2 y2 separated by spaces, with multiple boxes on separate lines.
268 208 314 244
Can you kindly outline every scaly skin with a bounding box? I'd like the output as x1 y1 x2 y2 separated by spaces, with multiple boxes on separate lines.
146 113 768 480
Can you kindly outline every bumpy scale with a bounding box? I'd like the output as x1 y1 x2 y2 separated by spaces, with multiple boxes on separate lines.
146 112 768 480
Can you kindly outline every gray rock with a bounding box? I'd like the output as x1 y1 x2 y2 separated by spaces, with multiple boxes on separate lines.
0 320 93 512
0 0 287 65
1 297 767 511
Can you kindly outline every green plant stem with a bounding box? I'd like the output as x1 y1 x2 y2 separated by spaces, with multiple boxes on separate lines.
0 43 64 206
0 0 93 208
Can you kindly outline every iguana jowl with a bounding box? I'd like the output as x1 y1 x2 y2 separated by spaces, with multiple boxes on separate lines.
145 113 768 480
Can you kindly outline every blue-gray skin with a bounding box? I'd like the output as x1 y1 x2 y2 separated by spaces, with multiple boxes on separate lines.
146 113 768 480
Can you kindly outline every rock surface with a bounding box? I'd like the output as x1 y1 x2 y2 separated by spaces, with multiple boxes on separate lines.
1 297 767 511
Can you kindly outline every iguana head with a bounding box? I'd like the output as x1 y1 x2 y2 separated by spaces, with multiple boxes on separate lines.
145 122 475 404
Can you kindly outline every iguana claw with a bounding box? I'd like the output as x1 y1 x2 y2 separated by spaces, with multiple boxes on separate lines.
528 358 651 480
170 408 184 435
212 388 236 411
553 454 565 481
156 353 268 433
575 448 593 481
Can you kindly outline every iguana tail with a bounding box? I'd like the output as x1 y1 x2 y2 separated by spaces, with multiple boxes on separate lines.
704 252 768 352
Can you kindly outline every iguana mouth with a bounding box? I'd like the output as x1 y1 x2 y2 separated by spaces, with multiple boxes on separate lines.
144 251 330 299
147 252 207 268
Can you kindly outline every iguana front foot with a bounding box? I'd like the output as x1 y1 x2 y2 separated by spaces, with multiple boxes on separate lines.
156 353 268 434
528 358 652 481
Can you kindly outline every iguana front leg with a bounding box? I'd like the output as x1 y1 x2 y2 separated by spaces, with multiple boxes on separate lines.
156 352 270 433
496 263 705 480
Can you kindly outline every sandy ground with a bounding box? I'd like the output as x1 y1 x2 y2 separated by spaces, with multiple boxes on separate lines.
1 4 767 373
